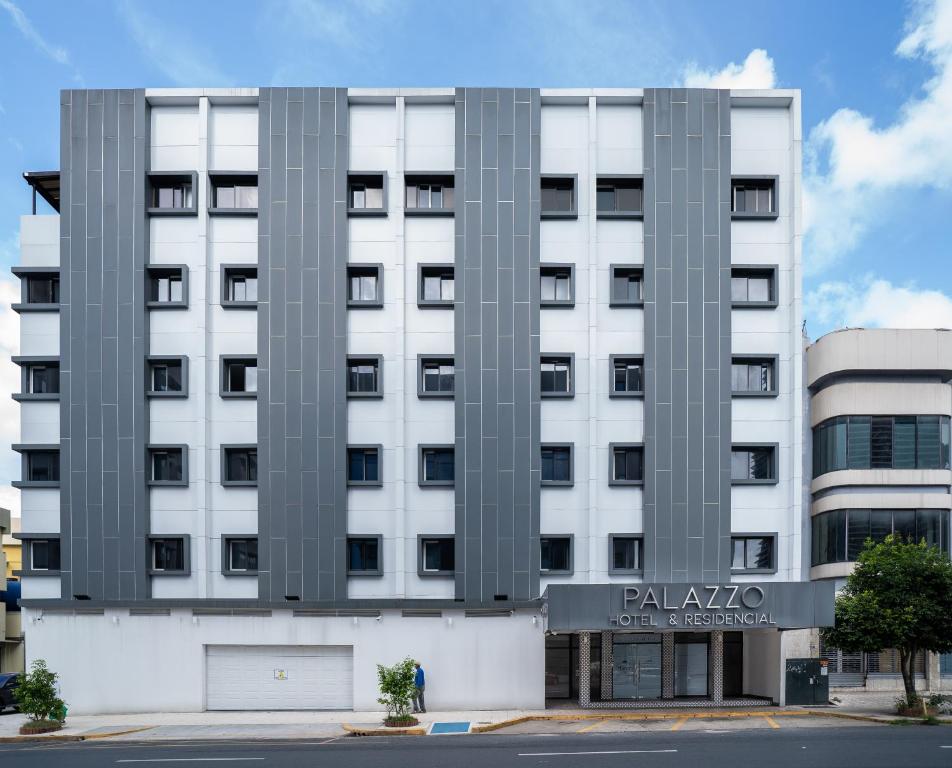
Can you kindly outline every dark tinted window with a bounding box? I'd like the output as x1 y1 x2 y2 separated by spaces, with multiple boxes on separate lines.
612 447 643 482
31 539 61 570
421 360 454 393
150 361 183 393
541 178 574 213
28 364 60 394
152 538 185 571
422 448 454 483
731 447 775 481
541 446 571 483
224 448 257 482
27 275 59 304
541 537 571 571
813 509 950 566
151 449 184 482
612 537 641 571
540 357 571 394
347 361 379 394
422 538 454 572
348 537 380 572
731 537 774 570
27 451 59 482
228 539 258 571
348 448 379 483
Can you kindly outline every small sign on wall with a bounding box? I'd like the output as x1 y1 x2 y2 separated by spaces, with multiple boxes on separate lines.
274 669 288 680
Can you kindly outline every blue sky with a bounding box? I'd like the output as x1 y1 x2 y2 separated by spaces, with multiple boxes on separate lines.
0 0 950 510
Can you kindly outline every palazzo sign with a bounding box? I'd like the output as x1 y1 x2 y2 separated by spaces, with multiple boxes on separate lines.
543 581 835 633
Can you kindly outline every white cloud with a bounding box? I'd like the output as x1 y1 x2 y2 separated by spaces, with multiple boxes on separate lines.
804 0 952 273
683 49 776 89
277 0 397 50
0 0 81 82
117 0 231 86
806 276 952 332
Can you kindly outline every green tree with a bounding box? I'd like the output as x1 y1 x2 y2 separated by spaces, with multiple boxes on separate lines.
821 535 952 707
376 657 417 721
14 659 66 723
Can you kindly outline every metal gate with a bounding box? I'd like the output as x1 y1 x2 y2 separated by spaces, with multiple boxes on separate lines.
785 658 829 705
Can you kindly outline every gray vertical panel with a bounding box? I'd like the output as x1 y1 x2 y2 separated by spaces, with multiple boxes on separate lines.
643 89 730 584
258 88 348 603
59 89 149 602
455 88 540 603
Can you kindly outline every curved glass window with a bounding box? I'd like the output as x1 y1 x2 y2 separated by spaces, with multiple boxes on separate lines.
812 415 950 477
811 508 950 566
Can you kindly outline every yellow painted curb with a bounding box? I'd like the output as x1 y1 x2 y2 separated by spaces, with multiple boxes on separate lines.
342 723 427 737
81 726 157 740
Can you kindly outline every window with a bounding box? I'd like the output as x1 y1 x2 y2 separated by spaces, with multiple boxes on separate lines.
146 357 186 397
731 536 775 572
731 445 777 484
26 363 59 395
596 177 644 217
29 539 61 571
148 172 197 215
610 356 643 397
405 174 454 214
222 446 257 486
147 265 187 308
540 265 574 307
610 266 643 306
210 173 258 213
221 265 258 307
812 509 950 566
16 449 59 485
150 537 187 573
348 173 386 215
348 446 381 486
731 177 778 218
419 356 454 398
420 446 454 486
149 446 186 485
225 538 258 573
541 444 573 486
540 536 572 573
610 536 643 573
610 444 644 485
28 275 59 304
731 267 776 307
812 415 951 477
221 357 257 397
540 355 573 398
347 264 383 308
731 357 777 396
541 176 577 218
346 356 382 398
418 264 454 307
419 536 454 575
348 536 382 575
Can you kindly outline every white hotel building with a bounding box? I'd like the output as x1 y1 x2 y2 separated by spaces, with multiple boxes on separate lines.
12 86 832 713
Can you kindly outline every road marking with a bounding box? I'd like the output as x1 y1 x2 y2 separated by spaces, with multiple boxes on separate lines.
763 715 780 730
670 717 689 732
518 750 677 757
577 720 608 733
116 760 265 764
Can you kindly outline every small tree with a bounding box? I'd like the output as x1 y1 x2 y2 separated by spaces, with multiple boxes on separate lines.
821 535 952 707
376 657 416 722
15 659 66 724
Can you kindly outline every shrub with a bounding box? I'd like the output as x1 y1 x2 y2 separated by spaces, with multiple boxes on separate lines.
376 657 416 722
14 660 66 723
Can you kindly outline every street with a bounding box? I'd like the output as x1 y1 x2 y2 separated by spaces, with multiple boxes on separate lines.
0 725 950 767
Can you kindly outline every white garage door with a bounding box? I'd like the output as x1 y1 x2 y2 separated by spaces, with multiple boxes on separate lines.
205 645 353 711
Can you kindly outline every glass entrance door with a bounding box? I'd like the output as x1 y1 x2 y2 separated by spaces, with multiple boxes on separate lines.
612 634 662 700
674 635 709 697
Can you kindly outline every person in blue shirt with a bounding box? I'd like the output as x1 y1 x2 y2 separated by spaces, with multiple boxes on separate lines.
412 661 426 714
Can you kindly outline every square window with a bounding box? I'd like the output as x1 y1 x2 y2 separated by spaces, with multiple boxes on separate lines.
731 446 776 483
540 355 573 397
405 174 455 214
348 173 386 215
731 177 777 217
541 445 572 485
419 357 454 397
611 536 642 572
25 451 59 483
731 267 776 307
148 172 197 215
420 446 454 486
348 446 381 485
610 266 643 306
541 176 577 217
26 275 59 305
221 266 258 306
610 445 644 485
347 264 383 307
348 537 381 574
151 538 186 572
26 363 59 395
227 539 258 572
420 537 454 574
148 358 185 396
731 357 776 396
346 356 382 397
540 265 574 307
596 178 643 216
210 173 258 213
221 357 257 397
150 446 186 485
222 446 257 485
610 357 643 397
731 536 775 571
419 265 454 307
147 266 187 308
540 536 572 572
30 539 61 571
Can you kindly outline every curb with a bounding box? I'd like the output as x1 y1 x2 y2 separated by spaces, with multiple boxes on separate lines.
470 709 814 733
342 723 427 737
0 725 156 744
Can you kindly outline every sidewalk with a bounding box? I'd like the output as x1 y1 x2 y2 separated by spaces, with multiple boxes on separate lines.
0 692 945 743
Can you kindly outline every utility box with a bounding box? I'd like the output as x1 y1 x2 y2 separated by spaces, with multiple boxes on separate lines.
785 657 829 705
